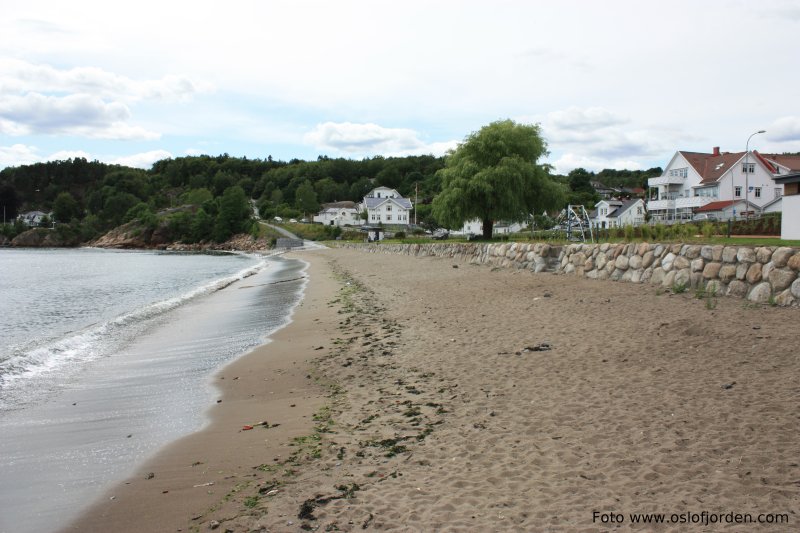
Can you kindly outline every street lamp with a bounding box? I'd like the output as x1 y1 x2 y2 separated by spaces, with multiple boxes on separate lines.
744 130 766 219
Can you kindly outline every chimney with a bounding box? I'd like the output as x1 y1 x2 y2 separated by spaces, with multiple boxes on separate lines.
712 146 720 156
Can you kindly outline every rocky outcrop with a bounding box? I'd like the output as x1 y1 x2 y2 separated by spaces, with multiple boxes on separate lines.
165 234 271 252
91 220 269 252
335 241 800 307
90 221 155 249
11 228 80 247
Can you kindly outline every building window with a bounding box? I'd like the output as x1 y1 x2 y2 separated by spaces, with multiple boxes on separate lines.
637 206 643 215
754 187 761 199
668 167 688 178
386 205 392 211
386 214 392 221
735 186 742 198
775 188 782 199
742 163 755 173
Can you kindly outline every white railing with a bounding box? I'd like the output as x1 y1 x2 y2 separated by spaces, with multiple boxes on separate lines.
675 196 713 209
648 175 686 186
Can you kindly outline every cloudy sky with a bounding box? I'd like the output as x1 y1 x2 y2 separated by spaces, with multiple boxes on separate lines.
1 0 799 174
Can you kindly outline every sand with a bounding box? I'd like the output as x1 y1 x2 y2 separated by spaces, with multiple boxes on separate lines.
68 247 799 532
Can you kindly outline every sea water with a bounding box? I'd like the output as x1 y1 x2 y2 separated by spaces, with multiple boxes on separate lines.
0 248 307 533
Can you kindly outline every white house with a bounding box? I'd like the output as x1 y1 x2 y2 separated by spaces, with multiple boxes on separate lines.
454 219 528 236
774 173 800 240
17 210 51 227
647 147 800 222
313 201 362 226
456 219 484 236
592 199 646 228
362 186 412 226
591 181 620 199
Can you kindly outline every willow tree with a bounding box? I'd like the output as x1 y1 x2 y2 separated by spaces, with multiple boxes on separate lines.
432 120 565 239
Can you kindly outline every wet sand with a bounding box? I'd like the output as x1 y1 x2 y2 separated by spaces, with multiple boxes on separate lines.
69 247 800 532
63 253 339 532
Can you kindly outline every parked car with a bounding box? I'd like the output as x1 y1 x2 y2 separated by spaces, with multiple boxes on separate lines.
273 216 283 222
289 218 298 223
432 229 449 240
692 213 717 222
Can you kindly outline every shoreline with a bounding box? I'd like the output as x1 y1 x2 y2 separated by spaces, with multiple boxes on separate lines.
61 247 800 531
62 251 340 533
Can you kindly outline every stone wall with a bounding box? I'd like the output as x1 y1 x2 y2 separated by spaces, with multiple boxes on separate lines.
333 241 800 307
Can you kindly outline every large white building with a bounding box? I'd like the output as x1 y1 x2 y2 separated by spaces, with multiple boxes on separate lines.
362 186 412 226
647 148 800 222
313 186 414 227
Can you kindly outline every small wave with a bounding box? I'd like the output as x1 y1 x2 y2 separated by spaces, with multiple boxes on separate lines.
0 258 268 402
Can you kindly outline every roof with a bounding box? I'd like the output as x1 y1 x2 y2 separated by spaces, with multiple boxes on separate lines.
364 196 412 209
761 195 783 210
695 199 759 212
677 150 800 185
678 151 743 184
774 171 800 185
607 198 642 218
696 200 736 212
321 201 357 209
595 199 623 207
766 154 800 172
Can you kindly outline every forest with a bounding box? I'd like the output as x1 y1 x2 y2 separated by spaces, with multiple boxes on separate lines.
0 153 660 245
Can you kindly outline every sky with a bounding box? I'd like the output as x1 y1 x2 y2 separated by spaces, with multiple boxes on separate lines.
1 0 799 175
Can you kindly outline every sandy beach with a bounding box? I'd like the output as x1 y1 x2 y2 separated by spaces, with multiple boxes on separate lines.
68 247 799 532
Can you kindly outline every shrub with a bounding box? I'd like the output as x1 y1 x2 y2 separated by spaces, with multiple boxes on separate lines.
701 222 714 239
394 231 406 239
640 223 652 241
654 223 666 241
623 224 634 241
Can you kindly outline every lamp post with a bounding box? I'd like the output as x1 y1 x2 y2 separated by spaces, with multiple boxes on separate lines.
744 130 766 220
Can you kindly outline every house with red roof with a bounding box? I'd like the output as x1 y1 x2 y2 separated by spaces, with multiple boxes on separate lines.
646 147 800 223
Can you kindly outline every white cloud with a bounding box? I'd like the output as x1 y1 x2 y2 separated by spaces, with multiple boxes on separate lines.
47 149 92 161
0 93 159 140
305 122 457 156
766 116 800 142
551 152 643 174
0 145 171 170
0 59 207 103
546 107 628 130
0 144 41 168
538 106 674 172
110 149 172 169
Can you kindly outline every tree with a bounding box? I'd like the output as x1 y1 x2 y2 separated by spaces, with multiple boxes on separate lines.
192 209 214 241
52 192 82 223
213 186 250 242
432 120 565 239
102 192 140 227
294 180 318 216
0 185 20 222
375 165 402 189
314 177 344 203
566 168 600 207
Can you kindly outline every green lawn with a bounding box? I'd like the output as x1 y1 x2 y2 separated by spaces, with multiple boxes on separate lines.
376 234 800 247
